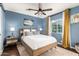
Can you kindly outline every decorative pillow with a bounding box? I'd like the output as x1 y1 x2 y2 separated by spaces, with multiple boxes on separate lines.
33 31 40 35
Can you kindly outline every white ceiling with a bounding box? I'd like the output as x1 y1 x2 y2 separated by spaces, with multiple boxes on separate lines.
3 3 79 18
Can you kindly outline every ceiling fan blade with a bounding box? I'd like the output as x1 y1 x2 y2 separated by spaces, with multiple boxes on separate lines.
41 11 46 15
42 8 52 11
34 11 39 15
26 9 38 11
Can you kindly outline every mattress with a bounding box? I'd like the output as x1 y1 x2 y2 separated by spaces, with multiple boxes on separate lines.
21 34 57 50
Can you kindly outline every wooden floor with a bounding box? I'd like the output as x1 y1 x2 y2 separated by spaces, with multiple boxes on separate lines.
1 43 78 56
17 43 78 56
1 45 20 56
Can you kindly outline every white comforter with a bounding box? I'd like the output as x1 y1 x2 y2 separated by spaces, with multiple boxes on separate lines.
21 34 57 50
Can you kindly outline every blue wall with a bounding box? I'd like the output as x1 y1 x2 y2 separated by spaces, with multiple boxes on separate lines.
40 18 46 34
70 6 79 47
50 12 63 43
0 5 6 51
5 10 44 38
70 23 79 47
51 13 63 21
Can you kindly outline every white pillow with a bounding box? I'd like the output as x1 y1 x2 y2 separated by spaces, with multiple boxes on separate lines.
24 29 30 32
32 29 36 32
24 32 33 36
23 29 31 36
27 32 33 36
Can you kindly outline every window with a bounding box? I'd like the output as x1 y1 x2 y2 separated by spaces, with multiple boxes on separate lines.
58 24 62 32
52 20 62 33
52 23 57 32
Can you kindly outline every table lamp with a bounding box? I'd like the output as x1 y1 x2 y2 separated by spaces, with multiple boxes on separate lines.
10 27 15 37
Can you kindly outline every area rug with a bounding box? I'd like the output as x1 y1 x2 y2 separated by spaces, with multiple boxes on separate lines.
17 43 78 56
2 45 20 56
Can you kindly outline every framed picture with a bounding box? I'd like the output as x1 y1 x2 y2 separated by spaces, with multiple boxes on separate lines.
71 13 79 24
24 19 33 26
74 14 79 23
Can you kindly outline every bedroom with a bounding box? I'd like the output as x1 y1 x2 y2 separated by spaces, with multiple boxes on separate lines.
0 3 79 56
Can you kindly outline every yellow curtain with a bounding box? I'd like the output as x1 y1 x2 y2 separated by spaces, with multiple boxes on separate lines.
46 16 50 35
62 9 70 48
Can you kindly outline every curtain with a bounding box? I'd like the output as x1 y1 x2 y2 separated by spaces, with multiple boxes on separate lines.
46 16 49 35
45 16 51 35
62 9 70 48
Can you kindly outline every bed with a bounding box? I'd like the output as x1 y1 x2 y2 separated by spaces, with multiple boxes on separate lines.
20 29 57 56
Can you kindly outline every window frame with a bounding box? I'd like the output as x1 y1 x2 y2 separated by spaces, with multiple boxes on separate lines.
52 19 62 34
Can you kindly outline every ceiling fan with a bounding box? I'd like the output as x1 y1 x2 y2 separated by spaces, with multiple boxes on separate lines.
26 3 52 15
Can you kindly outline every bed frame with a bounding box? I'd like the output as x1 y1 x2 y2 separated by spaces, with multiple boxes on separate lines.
19 29 57 56
21 40 57 56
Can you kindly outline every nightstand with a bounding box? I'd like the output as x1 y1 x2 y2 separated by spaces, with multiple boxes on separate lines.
5 36 17 46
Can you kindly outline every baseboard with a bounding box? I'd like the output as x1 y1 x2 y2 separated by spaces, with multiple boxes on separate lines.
0 50 3 56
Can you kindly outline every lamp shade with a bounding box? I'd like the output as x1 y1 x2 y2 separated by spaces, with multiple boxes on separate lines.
39 28 42 31
10 27 15 31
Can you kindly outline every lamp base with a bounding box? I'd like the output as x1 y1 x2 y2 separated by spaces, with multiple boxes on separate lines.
11 32 15 38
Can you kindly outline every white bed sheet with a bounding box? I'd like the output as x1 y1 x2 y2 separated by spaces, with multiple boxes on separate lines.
21 34 57 50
